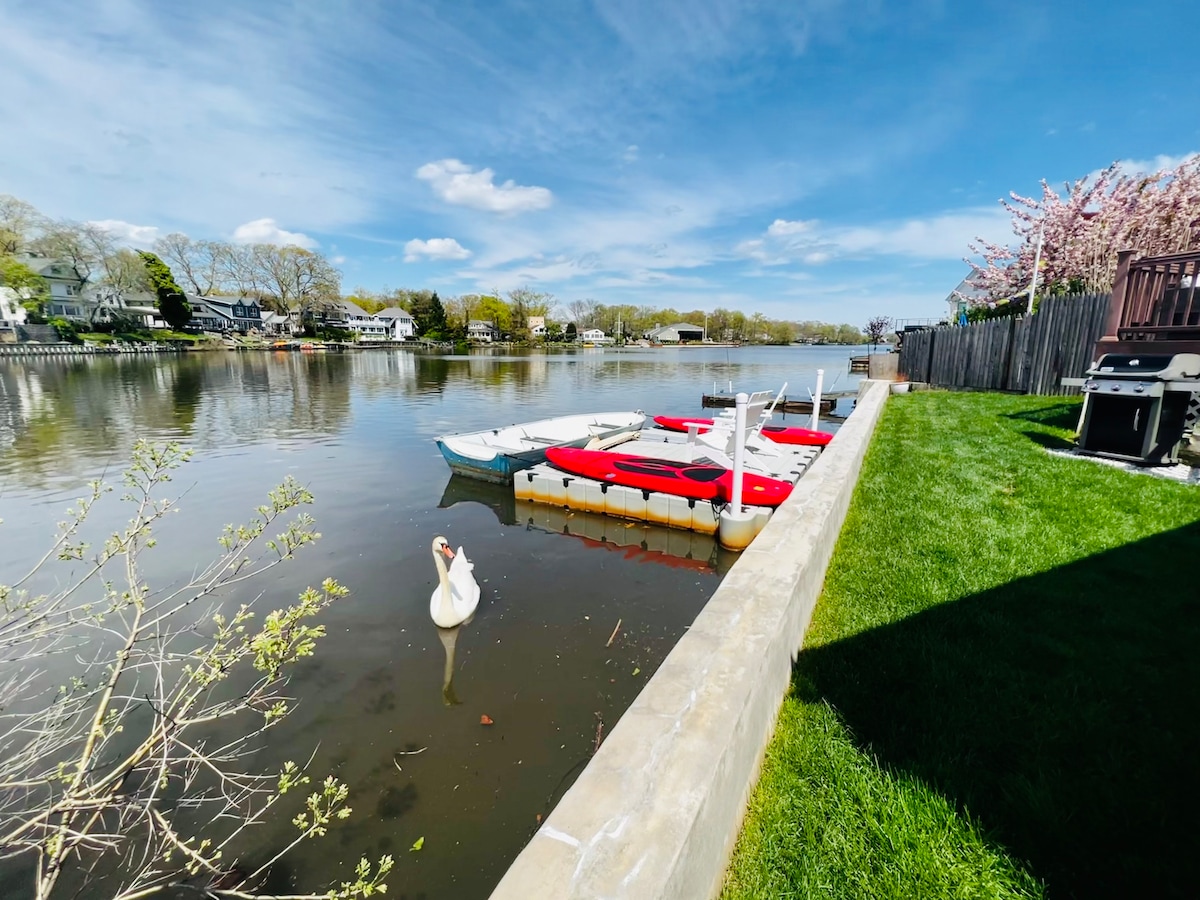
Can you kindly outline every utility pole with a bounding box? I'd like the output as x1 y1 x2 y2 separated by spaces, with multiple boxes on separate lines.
1027 223 1044 317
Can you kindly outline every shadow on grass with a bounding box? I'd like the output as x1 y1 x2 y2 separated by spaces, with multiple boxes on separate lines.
796 521 1200 899
1002 402 1081 431
1019 429 1075 451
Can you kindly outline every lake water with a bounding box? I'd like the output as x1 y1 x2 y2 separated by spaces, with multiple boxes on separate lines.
0 345 863 898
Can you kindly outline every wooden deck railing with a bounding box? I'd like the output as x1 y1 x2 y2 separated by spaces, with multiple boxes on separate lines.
1105 249 1200 343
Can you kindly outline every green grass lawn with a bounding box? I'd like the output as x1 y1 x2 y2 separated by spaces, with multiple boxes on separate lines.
80 330 211 345
722 392 1200 900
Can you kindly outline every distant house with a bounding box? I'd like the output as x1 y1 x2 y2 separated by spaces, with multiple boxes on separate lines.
260 310 292 335
15 256 88 320
579 328 613 344
3 255 157 327
944 275 988 323
528 315 547 337
332 299 389 340
116 292 166 328
3 254 119 322
468 320 499 342
645 323 704 343
186 295 264 333
0 285 29 332
374 307 416 340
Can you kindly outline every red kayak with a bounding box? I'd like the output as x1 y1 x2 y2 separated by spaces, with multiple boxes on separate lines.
545 447 793 507
653 415 833 447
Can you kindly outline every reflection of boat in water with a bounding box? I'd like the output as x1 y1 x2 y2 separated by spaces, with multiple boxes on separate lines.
439 474 516 524
437 476 737 574
434 411 645 484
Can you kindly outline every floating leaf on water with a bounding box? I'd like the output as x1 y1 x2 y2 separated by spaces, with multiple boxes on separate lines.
632 667 641 676
480 714 494 726
411 836 425 852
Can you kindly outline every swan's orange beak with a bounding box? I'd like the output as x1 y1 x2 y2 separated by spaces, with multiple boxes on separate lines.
441 545 455 559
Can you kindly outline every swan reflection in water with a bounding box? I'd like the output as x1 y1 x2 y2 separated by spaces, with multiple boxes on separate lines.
435 619 470 707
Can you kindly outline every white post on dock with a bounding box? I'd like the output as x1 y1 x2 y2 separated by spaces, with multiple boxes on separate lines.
810 368 825 431
731 391 748 513
718 391 758 551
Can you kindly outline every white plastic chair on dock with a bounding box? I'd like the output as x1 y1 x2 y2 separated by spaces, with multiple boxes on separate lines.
684 390 799 477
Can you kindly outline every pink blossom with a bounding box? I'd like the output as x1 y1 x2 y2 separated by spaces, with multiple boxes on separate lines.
961 157 1200 305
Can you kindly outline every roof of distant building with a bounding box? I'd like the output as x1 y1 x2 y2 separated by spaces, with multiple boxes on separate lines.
648 323 704 336
375 307 414 319
12 254 83 280
186 294 260 314
944 274 988 306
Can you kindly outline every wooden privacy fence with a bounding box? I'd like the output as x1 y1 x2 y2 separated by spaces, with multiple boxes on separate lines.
899 293 1110 395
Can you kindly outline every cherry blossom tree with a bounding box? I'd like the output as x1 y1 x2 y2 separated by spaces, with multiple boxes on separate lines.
964 156 1200 306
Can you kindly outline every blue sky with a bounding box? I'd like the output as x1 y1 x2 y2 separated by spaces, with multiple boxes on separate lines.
1 0 1196 324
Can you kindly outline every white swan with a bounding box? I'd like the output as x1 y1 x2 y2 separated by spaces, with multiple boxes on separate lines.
429 536 480 628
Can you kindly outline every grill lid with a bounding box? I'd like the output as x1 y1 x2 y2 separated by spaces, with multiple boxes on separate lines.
1088 353 1200 380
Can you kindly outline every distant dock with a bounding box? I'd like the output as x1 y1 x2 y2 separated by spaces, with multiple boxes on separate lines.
701 393 853 415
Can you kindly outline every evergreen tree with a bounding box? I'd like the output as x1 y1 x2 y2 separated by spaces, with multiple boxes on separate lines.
412 290 448 337
138 251 192 330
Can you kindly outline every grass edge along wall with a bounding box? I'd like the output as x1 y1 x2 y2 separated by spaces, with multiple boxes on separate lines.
722 392 1199 900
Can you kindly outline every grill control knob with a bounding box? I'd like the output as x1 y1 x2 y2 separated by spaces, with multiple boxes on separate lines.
1134 384 1145 393
1111 384 1120 391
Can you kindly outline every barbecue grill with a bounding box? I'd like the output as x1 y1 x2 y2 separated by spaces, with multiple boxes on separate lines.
1078 353 1200 465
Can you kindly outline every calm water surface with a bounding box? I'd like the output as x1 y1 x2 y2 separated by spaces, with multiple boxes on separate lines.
0 345 862 898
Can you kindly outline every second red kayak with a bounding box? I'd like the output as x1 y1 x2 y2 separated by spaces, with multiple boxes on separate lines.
653 415 833 446
545 447 793 507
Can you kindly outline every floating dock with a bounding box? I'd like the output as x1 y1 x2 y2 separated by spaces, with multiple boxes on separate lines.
513 429 822 548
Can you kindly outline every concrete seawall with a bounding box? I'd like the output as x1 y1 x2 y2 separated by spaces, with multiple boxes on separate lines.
489 379 892 900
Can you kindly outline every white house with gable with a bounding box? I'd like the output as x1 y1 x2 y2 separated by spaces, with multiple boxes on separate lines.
334 299 388 340
374 307 416 340
579 328 613 344
468 320 499 342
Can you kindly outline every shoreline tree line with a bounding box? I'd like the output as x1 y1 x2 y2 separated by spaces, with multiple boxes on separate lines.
1 193 866 344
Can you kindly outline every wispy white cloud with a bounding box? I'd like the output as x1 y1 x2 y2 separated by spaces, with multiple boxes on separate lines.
404 237 472 262
89 219 161 247
1110 152 1199 178
232 218 318 249
0 3 372 235
738 208 1012 265
416 159 553 214
766 218 816 237
622 144 639 162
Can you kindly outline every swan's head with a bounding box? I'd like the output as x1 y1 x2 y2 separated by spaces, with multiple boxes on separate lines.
432 536 455 559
